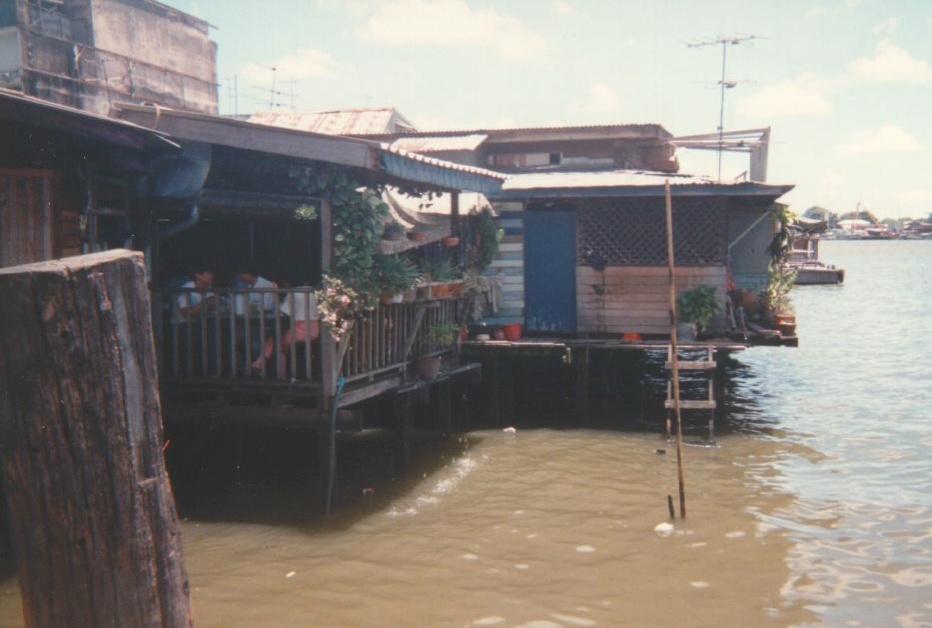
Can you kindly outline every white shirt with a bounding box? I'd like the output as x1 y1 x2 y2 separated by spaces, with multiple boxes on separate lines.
235 276 277 315
281 290 318 322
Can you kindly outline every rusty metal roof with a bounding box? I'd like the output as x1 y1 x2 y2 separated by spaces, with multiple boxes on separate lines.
111 103 504 194
248 108 416 135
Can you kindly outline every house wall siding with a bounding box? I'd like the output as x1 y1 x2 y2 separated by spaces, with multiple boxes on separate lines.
576 265 728 335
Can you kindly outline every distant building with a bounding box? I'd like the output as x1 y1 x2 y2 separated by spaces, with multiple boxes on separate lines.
0 0 217 115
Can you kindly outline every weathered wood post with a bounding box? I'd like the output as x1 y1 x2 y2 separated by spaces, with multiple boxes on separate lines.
0 250 193 627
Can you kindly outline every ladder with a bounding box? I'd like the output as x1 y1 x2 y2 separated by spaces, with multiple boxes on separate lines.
664 345 717 442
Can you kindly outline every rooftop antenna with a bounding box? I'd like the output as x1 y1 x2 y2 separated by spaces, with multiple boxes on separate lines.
225 75 238 116
254 66 282 110
688 34 757 180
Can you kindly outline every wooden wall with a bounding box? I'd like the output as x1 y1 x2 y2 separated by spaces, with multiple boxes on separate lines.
576 265 728 336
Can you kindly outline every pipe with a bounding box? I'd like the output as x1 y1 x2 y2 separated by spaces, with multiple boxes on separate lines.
324 376 346 516
159 197 201 241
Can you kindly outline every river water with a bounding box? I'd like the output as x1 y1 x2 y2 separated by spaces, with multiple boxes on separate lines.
0 240 929 627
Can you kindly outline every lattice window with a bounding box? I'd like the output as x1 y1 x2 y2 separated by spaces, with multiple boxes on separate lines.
578 197 727 266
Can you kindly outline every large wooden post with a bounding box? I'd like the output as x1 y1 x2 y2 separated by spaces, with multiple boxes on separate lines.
0 250 193 627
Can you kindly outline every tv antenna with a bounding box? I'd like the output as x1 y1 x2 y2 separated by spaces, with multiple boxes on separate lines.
688 34 757 180
254 66 283 110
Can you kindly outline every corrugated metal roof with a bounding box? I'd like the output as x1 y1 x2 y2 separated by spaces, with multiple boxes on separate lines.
359 122 671 139
248 108 415 135
496 170 793 200
0 86 180 151
111 103 504 194
390 134 488 153
503 170 709 190
379 143 506 194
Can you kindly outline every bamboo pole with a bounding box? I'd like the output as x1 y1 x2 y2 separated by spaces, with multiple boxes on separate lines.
664 180 687 519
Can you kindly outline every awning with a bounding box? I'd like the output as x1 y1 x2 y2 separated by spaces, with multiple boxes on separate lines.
111 103 505 195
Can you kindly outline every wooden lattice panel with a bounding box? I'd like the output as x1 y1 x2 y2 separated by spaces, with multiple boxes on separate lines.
578 197 727 266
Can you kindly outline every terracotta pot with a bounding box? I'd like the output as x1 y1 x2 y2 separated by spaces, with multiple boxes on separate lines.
441 236 460 247
778 322 797 337
416 355 442 381
502 323 522 341
407 231 428 242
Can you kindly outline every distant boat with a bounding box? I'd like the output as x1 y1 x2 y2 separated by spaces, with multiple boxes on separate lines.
789 260 845 285
787 219 845 285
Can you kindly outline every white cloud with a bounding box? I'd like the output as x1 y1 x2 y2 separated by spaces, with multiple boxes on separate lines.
552 0 574 15
805 6 828 17
737 75 833 118
570 83 622 115
355 0 547 62
873 17 897 37
835 125 922 156
896 189 932 203
848 41 932 84
241 48 344 82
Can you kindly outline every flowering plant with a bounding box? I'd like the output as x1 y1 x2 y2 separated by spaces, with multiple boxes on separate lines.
315 275 359 343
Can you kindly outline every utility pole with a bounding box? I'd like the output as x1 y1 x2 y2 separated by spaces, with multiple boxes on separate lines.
688 34 756 181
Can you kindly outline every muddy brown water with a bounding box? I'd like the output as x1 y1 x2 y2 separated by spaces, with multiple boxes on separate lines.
0 240 930 627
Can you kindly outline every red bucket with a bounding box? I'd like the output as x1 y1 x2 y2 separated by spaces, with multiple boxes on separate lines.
501 323 522 341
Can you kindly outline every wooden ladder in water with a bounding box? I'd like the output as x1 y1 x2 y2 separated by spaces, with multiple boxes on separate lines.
664 344 717 443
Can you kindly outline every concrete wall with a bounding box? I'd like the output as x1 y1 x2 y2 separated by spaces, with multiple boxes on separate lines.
85 0 217 114
0 28 20 87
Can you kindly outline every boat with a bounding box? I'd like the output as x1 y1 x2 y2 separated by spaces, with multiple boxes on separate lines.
786 218 845 285
788 259 845 285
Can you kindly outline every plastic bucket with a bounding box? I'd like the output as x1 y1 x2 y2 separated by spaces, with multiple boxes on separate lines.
502 323 522 341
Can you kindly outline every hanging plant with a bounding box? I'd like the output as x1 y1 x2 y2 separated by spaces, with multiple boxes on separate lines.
291 164 389 295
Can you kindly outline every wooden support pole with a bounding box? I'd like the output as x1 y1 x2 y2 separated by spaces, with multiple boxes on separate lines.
575 347 590 424
0 250 193 627
665 181 687 519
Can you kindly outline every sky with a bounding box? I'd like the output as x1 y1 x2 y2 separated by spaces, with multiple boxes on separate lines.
162 0 932 220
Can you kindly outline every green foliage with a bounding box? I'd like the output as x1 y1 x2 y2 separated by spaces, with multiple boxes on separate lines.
291 165 388 293
421 257 459 282
760 263 796 317
467 207 501 272
293 204 319 221
372 253 421 295
676 285 723 334
422 322 459 349
767 204 797 265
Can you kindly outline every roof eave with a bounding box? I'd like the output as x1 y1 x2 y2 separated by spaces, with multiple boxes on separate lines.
490 182 795 202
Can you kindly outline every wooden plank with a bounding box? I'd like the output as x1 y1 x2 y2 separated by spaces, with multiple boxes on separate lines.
664 361 716 371
664 399 716 410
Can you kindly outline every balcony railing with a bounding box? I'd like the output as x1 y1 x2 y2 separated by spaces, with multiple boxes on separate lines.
154 287 461 398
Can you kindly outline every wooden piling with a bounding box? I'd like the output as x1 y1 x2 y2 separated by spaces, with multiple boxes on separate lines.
664 181 687 519
0 250 192 627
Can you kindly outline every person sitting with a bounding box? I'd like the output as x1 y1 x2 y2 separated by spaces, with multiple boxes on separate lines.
251 287 320 376
173 266 216 322
233 267 278 315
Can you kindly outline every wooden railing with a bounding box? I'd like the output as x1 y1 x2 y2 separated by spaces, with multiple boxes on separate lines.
154 287 461 397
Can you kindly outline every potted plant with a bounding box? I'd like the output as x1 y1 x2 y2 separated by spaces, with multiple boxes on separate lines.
382 221 406 241
759 263 797 328
415 322 459 380
676 285 723 340
420 257 460 298
372 253 420 304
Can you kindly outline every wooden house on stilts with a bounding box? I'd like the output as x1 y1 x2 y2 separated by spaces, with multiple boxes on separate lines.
0 88 506 508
